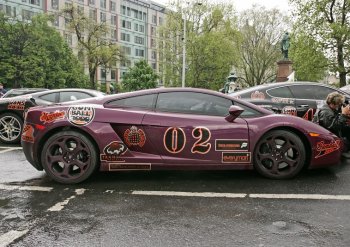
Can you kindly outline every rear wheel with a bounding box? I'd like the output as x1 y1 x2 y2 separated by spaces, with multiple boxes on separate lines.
0 113 23 144
41 131 98 184
253 130 306 179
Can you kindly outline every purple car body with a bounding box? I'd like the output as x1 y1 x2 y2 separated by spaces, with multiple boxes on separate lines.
22 88 343 184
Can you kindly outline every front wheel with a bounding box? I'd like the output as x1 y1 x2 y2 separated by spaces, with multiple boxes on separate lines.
253 130 306 179
41 131 98 184
0 113 23 144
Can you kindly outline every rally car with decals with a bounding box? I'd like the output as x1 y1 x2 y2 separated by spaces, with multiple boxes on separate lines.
0 88 104 144
22 87 343 184
229 81 350 121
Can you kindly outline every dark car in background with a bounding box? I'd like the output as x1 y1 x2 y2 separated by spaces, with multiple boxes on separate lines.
22 87 342 184
229 82 350 121
1 88 49 98
0 88 104 144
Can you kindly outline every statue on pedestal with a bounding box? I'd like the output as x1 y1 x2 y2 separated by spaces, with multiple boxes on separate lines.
281 32 290 60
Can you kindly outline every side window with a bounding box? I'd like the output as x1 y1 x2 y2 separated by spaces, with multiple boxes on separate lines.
288 85 333 100
267 86 293 98
38 93 58 102
106 94 157 109
60 92 92 102
156 92 232 116
234 102 263 117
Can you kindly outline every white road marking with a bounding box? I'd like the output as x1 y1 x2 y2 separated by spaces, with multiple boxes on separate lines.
0 147 23 154
249 193 350 200
0 230 29 247
0 184 52 192
47 188 86 212
0 146 23 150
132 190 247 198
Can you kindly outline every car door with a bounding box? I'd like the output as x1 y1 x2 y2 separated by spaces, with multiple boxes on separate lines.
288 84 334 121
142 92 250 166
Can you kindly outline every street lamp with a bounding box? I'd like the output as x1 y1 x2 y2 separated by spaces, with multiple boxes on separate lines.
182 2 202 88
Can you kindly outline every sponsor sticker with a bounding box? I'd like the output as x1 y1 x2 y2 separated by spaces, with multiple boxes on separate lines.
216 139 248 151
109 163 151 170
124 126 146 147
100 141 128 162
315 140 341 158
271 97 294 104
281 106 297 116
222 152 251 163
67 106 95 126
21 124 34 143
8 100 25 110
251 91 265 100
40 111 66 124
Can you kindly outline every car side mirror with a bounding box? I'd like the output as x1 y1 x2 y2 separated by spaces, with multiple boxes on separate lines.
225 105 244 122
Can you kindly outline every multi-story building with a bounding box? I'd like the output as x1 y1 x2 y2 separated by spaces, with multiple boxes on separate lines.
0 0 166 86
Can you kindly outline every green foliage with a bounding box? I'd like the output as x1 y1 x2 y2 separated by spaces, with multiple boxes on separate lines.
290 0 350 86
158 1 237 90
289 32 328 81
122 60 158 92
0 13 88 89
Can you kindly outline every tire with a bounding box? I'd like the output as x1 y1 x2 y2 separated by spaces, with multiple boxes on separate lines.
41 130 98 184
253 130 306 179
0 113 23 144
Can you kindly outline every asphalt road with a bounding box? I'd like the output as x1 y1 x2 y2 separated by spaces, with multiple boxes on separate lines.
1 144 350 247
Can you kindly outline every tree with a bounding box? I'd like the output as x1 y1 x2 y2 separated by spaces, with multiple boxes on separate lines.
122 60 158 92
232 6 290 86
290 0 350 87
0 14 88 89
158 0 237 90
289 32 328 81
62 5 123 89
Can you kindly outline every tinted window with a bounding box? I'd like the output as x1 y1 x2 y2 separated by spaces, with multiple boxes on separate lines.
289 85 335 100
156 92 232 116
267 86 293 98
60 91 92 102
38 93 58 102
234 102 262 117
107 94 157 109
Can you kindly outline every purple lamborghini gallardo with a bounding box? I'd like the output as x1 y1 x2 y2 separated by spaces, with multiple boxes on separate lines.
22 88 343 184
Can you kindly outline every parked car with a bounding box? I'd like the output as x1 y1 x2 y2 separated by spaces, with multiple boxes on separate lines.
229 82 350 120
0 88 104 144
340 84 350 94
22 87 342 184
1 88 49 98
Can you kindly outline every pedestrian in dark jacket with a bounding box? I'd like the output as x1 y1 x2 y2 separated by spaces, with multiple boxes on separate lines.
313 92 350 157
0 83 6 97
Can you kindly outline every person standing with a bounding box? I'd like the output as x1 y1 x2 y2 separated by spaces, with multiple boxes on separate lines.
0 83 7 97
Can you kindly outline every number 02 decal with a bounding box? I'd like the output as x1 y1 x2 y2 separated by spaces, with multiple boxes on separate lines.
191 127 211 154
164 127 186 154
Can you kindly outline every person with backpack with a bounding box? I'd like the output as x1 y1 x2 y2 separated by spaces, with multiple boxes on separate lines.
313 92 350 157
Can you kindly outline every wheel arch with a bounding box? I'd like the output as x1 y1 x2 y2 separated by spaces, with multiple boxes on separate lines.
259 126 312 169
36 126 101 170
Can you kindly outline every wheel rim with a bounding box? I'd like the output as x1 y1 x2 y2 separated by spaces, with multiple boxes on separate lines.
255 134 302 177
44 135 92 181
0 115 22 142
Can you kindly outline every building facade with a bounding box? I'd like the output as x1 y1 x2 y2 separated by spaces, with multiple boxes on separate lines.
0 0 166 86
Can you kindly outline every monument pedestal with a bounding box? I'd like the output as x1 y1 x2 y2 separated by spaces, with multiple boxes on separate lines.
276 60 293 82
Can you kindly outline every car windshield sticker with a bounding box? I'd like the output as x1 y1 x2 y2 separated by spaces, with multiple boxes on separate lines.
100 141 128 162
67 106 95 126
40 111 66 124
164 127 186 154
222 152 251 163
109 163 151 170
215 139 248 151
124 126 146 147
271 97 294 104
251 91 265 100
302 108 316 121
281 106 297 116
8 100 25 110
21 124 34 143
191 127 211 154
315 140 341 159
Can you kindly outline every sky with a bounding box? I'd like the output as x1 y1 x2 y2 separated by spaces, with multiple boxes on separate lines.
152 0 291 13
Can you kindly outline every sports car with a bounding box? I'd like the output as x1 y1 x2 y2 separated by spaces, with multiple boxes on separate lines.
229 81 350 120
0 88 104 144
22 87 343 184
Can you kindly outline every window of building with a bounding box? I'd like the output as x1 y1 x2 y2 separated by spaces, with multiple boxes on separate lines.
89 0 95 6
111 69 116 80
51 0 59 10
111 15 116 25
100 12 106 22
101 69 106 80
133 9 138 18
30 0 40 6
100 0 106 9
138 11 142 20
135 36 144 45
135 49 144 57
121 59 131 67
151 39 156 47
152 63 156 70
111 30 117 40
134 23 138 31
110 1 116 12
152 15 157 24
139 25 144 33
122 46 131 55
122 20 131 29
151 26 156 36
151 51 157 60
143 12 146 21
89 8 96 20
121 33 130 42
127 7 130 16
159 17 163 25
